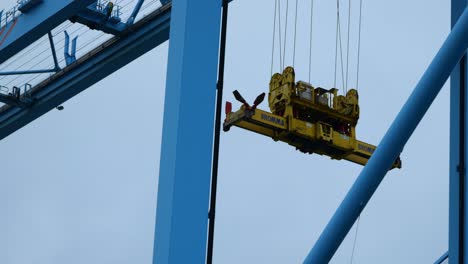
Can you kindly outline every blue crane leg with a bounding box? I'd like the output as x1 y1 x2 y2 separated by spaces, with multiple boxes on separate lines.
450 0 467 262
304 7 468 264
152 1 222 264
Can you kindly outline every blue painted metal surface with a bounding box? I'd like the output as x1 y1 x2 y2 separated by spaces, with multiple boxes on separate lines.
47 32 60 71
0 0 95 64
0 84 33 108
434 251 449 264
64 31 78 66
0 69 56 76
71 1 126 35
450 1 467 263
0 4 171 140
152 0 222 263
304 7 468 263
0 32 60 76
127 0 145 25
17 0 43 13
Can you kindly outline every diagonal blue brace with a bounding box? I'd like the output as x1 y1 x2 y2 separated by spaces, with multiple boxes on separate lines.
434 251 449 264
304 7 468 264
0 31 60 76
0 0 95 64
126 0 145 25
152 0 222 263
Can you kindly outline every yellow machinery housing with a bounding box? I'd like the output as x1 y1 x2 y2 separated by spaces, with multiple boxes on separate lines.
223 67 401 169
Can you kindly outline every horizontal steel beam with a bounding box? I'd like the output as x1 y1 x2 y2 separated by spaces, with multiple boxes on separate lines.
0 4 171 140
0 68 58 76
0 94 29 108
0 0 95 64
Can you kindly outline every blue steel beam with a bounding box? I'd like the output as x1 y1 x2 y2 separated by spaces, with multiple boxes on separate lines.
0 31 60 76
0 94 30 108
304 7 468 263
434 251 449 264
0 69 57 75
0 4 171 140
152 0 222 263
127 0 145 25
450 1 467 263
0 0 95 64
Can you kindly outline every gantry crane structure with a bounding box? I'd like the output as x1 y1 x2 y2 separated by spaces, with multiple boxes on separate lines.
0 0 467 263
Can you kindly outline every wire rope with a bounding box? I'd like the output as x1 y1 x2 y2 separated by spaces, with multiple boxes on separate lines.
271 0 278 76
0 17 101 76
345 0 351 91
0 0 137 74
338 13 345 93
282 0 289 68
3 27 96 87
308 0 314 83
293 0 298 68
2 0 159 88
349 215 361 264
356 0 363 91
278 0 283 70
20 31 110 86
0 22 72 72
0 0 137 72
337 2 346 93
2 27 93 86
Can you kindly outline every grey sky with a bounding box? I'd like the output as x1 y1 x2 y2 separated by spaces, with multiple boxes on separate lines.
1 0 451 263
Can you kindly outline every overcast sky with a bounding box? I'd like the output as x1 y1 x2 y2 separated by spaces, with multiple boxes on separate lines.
0 0 452 263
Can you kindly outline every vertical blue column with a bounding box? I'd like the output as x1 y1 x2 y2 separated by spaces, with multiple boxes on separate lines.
450 1 468 263
153 1 222 263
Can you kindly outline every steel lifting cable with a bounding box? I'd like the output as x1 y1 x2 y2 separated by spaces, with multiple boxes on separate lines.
345 0 351 92
278 0 283 69
334 2 339 88
349 215 361 264
271 0 278 76
293 0 298 67
350 3 365 263
356 0 363 91
207 0 229 263
308 0 314 83
337 0 346 94
282 0 289 67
